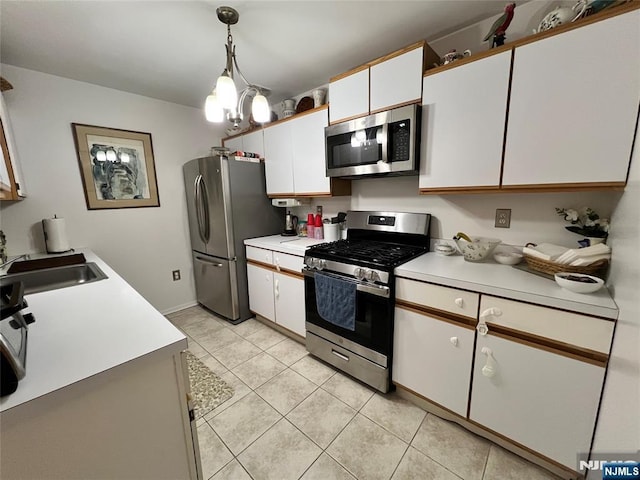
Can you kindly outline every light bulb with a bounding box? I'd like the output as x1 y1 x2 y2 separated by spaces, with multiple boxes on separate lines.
205 91 224 122
120 152 130 163
252 94 270 123
106 149 117 162
216 74 237 110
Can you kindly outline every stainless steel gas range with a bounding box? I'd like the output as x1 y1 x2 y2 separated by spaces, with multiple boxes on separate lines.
303 210 431 392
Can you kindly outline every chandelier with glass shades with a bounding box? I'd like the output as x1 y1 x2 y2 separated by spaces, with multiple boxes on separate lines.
204 6 271 127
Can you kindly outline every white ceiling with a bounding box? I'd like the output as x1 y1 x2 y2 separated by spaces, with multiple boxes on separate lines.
1 1 513 109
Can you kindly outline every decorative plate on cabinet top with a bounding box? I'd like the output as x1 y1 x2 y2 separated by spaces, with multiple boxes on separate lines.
296 96 314 113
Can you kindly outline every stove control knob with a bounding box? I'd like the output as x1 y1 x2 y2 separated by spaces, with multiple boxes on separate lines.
354 267 366 280
317 259 326 270
365 270 379 283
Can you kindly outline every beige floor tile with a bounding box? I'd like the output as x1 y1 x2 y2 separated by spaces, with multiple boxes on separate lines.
238 419 321 480
255 368 317 414
322 372 375 410
198 328 244 355
208 392 281 455
301 453 357 480
187 339 209 359
266 337 309 366
483 445 561 480
290 355 336 385
412 414 490 480
327 414 409 480
286 389 356 449
245 325 288 350
204 371 251 419
361 392 427 442
232 352 287 389
211 459 252 480
226 317 270 338
198 354 229 376
391 446 461 480
196 422 233 479
211 338 262 370
182 314 227 340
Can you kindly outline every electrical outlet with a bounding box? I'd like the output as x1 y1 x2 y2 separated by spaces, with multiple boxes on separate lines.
172 270 181 281
495 209 511 228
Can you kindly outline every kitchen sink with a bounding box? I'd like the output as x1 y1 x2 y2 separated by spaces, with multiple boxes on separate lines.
0 262 108 295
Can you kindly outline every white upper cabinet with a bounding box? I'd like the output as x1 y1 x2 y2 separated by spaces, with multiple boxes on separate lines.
420 51 511 191
328 67 369 124
263 120 295 196
291 109 330 195
222 134 242 154
370 46 424 113
502 9 640 187
222 129 264 158
241 129 265 158
329 42 436 125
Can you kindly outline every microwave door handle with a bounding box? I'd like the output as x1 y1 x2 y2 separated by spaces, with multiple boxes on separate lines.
380 123 389 164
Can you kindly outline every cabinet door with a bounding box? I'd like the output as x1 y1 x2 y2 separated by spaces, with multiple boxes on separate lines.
329 67 369 124
503 10 640 186
222 135 243 153
263 121 295 196
370 46 423 113
242 129 264 158
420 52 510 190
246 264 275 321
470 334 605 469
291 109 330 195
393 307 475 417
274 272 305 337
0 93 24 199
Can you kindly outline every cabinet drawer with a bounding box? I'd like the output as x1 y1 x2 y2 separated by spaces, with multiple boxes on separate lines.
478 296 614 354
396 278 479 320
273 251 303 273
246 246 273 265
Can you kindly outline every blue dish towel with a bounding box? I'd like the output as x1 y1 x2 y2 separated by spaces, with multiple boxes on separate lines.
314 272 356 331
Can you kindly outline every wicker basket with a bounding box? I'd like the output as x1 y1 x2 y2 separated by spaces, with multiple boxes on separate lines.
523 254 609 278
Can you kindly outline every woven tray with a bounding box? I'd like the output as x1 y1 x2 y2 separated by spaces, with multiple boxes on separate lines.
523 254 608 278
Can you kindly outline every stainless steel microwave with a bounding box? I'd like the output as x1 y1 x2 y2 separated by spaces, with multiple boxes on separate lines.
325 104 420 178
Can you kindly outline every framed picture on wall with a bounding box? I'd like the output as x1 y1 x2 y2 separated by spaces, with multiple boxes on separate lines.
71 123 160 209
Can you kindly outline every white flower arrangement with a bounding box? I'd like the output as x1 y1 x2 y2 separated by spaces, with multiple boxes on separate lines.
555 207 609 238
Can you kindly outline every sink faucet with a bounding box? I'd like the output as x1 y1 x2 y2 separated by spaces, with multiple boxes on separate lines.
0 254 29 270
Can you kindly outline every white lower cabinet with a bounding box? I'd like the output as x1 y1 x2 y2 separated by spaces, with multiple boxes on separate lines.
274 272 305 337
246 263 275 322
470 333 605 470
246 246 306 337
393 307 475 417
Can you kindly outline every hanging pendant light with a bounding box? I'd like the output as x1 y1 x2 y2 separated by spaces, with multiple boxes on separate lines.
204 6 271 127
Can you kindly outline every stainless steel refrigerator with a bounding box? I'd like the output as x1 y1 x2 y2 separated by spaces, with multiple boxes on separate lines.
183 155 283 323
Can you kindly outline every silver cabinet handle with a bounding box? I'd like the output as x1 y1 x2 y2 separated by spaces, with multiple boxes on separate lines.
331 350 349 362
195 256 223 267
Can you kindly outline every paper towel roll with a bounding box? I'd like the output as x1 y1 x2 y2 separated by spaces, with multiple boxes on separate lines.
42 217 71 253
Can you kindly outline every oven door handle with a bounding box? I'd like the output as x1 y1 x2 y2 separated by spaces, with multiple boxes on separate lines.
303 268 390 298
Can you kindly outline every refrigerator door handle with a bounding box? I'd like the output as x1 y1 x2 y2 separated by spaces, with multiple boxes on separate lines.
194 255 223 267
194 175 210 243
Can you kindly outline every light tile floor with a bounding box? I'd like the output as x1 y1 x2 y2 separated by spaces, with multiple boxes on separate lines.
167 306 561 480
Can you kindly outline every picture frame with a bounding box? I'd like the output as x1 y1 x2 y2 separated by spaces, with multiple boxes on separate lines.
71 123 160 209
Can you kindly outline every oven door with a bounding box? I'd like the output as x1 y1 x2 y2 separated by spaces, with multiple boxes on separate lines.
303 268 393 359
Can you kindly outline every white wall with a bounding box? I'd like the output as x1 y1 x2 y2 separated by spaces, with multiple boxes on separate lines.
0 65 226 313
588 123 640 471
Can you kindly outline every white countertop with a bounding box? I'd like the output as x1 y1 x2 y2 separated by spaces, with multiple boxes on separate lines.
396 253 619 319
244 234 328 256
0 249 187 412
